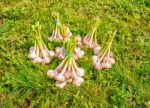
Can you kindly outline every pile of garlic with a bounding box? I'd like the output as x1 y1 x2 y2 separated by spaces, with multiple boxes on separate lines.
47 57 84 89
83 18 100 48
28 15 117 89
47 40 84 88
92 31 116 70
48 12 72 42
28 22 54 64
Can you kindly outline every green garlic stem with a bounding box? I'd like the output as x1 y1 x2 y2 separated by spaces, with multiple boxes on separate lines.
68 57 72 71
72 58 78 71
56 57 67 70
34 40 37 51
71 59 77 79
98 31 116 61
60 58 69 74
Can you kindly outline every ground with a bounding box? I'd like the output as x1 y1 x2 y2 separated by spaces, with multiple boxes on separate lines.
0 0 150 108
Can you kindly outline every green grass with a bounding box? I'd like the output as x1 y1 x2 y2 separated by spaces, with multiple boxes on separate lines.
0 0 150 107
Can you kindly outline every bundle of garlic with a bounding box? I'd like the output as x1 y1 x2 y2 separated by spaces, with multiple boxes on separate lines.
92 31 116 70
83 18 100 48
47 40 84 88
48 12 72 42
54 37 85 60
28 22 55 64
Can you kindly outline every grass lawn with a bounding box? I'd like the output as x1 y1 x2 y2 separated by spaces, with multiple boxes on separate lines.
0 0 150 107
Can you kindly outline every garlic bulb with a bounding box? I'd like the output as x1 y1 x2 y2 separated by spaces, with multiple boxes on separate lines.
73 77 84 87
76 68 84 77
94 46 101 55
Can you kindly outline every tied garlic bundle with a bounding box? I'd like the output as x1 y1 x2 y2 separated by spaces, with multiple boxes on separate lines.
54 37 85 60
47 40 84 89
28 22 55 64
48 12 72 42
83 18 100 48
92 31 116 70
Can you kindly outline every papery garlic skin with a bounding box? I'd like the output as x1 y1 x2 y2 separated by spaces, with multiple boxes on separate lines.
101 63 111 69
76 68 84 77
49 51 55 57
74 47 85 59
42 50 49 57
76 36 82 42
58 54 65 60
55 47 65 60
43 57 51 64
94 47 101 55
92 55 98 63
73 77 84 87
108 58 115 64
55 73 65 82
94 63 102 70
28 52 37 59
88 43 94 48
67 79 73 83
47 70 56 78
64 71 71 80
55 47 62 54
29 47 35 53
35 57 43 63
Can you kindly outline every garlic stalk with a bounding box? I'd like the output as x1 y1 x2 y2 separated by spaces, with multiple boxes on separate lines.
83 18 100 48
92 31 116 70
28 22 55 64
48 12 72 42
47 39 84 88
